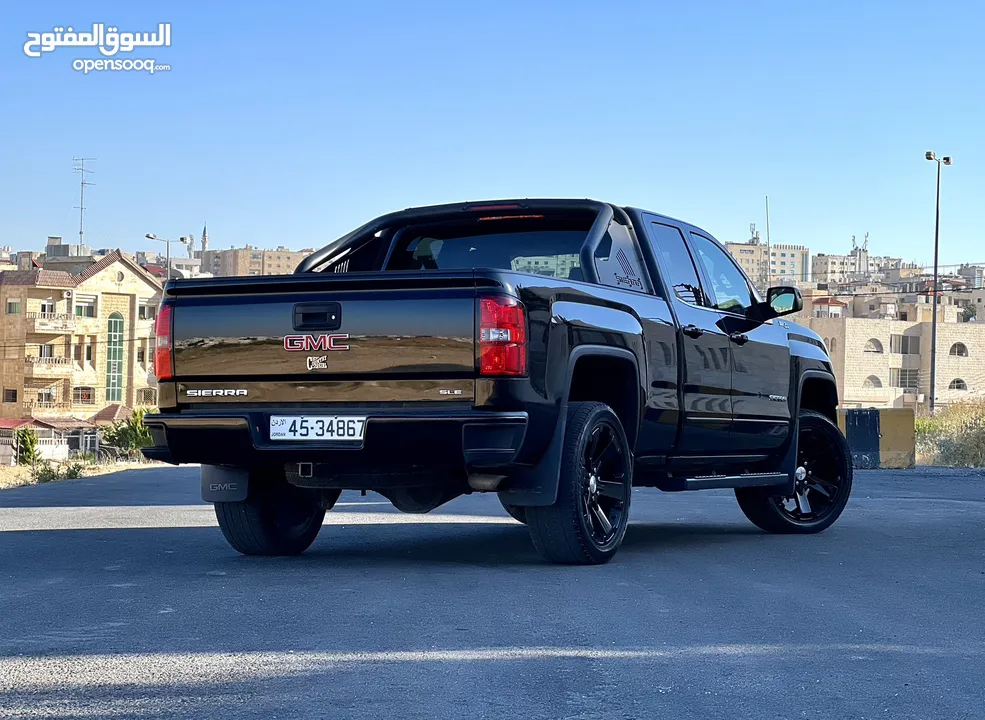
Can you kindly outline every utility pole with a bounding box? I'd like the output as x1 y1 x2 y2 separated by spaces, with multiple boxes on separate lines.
765 195 772 289
72 157 96 246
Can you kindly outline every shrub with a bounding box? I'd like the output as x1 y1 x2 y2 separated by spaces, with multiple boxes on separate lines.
916 400 985 467
33 461 61 483
14 427 40 466
101 408 158 456
64 462 86 479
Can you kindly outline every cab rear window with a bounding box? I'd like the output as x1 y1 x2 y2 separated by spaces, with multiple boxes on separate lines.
385 218 590 280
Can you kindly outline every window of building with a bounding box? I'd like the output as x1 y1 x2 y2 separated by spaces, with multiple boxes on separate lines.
899 311 908 321
39 344 55 358
137 388 157 405
863 339 884 353
6 301 20 315
869 304 876 311
137 347 146 364
593 221 650 294
781 252 787 257
890 368 919 390
105 312 124 402
37 388 56 404
647 223 705 305
689 233 754 314
949 378 968 391
75 300 96 317
863 375 883 388
2 389 16 402
949 342 969 357
40 301 55 316
138 304 156 320
73 386 95 404
890 334 919 354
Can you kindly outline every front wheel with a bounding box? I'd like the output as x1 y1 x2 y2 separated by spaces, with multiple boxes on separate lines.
526 402 633 564
735 410 853 534
214 471 325 555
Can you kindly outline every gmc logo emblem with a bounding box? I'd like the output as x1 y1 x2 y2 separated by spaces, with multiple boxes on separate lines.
284 334 350 352
209 483 238 492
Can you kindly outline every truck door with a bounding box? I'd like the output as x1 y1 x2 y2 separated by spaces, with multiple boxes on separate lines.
685 232 792 451
644 221 732 453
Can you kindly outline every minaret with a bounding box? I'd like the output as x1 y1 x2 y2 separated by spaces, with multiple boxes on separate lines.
201 223 209 252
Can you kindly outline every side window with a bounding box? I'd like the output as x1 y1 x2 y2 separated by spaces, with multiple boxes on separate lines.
646 222 705 305
688 233 754 314
593 222 650 293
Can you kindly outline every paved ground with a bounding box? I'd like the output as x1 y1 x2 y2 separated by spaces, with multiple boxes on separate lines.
0 467 983 719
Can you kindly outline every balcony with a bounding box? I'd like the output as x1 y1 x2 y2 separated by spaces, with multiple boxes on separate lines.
23 400 73 414
23 356 75 377
26 312 75 333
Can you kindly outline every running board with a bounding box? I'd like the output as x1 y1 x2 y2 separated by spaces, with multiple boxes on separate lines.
683 472 789 491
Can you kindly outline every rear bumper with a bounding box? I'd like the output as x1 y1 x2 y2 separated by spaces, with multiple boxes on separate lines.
142 408 528 475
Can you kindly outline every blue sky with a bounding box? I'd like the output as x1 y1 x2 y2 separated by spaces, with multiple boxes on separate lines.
1 1 982 267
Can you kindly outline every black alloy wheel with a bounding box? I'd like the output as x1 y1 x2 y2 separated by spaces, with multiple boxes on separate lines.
527 402 633 564
735 410 853 534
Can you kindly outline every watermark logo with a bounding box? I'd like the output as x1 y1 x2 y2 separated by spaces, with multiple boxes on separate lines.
23 23 172 75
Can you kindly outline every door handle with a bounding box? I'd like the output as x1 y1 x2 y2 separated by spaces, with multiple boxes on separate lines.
682 324 704 339
729 332 749 345
293 302 342 331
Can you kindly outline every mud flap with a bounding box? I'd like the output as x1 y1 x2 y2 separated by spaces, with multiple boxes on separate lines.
497 412 566 507
201 465 249 503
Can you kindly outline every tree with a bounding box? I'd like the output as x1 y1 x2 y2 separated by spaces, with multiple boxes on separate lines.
962 304 977 322
101 408 157 456
14 427 40 466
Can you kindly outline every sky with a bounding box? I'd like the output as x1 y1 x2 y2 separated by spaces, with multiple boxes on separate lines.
0 1 982 267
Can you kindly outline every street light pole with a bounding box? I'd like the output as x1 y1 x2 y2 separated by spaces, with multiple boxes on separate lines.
146 234 193 280
925 151 952 413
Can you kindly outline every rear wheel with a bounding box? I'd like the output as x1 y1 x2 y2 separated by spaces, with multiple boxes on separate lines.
735 410 853 534
214 470 325 555
526 402 632 564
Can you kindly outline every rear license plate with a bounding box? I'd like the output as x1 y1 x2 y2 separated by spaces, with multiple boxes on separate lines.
269 416 367 441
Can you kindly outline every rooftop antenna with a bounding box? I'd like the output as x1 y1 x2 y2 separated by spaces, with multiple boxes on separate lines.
863 232 869 251
72 157 96 247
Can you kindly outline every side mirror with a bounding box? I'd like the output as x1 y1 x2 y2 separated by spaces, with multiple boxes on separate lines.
765 286 803 317
748 286 803 322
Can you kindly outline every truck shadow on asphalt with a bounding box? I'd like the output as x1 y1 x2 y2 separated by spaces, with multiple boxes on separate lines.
0 520 766 572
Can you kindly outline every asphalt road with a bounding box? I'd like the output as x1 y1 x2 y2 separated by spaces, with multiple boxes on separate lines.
1 466 983 719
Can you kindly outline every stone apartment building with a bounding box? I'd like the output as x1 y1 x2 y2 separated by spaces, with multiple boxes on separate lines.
724 240 810 291
807 314 983 410
0 251 161 424
200 246 314 276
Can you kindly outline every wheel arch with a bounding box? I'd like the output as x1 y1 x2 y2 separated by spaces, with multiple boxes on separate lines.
500 344 644 508
798 371 838 423
566 345 643 450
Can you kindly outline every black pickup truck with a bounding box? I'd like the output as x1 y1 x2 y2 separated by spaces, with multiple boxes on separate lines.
144 199 851 564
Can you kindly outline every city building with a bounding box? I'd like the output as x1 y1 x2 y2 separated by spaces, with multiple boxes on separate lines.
200 246 314 277
725 227 809 291
769 244 810 283
0 251 161 427
808 315 985 410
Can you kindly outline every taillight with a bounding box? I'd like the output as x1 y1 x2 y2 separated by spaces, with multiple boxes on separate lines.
154 304 173 380
479 296 526 376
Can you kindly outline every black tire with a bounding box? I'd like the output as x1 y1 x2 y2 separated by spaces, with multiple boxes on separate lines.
214 471 326 555
526 402 633 565
735 410 853 534
498 494 527 524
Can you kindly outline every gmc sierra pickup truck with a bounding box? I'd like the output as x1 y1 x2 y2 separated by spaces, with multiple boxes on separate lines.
143 199 852 564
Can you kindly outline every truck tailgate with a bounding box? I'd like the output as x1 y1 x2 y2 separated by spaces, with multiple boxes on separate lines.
170 271 477 391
